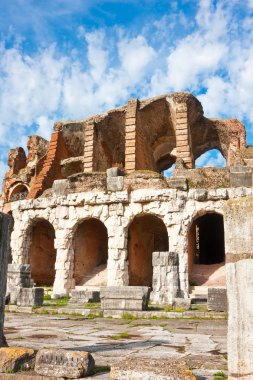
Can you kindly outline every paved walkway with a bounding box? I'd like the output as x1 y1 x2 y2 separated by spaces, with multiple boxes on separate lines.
3 313 227 379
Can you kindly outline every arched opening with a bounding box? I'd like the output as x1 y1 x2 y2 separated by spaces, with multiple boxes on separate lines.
29 219 56 286
188 213 225 286
73 219 108 286
9 183 29 202
195 149 226 168
128 214 168 287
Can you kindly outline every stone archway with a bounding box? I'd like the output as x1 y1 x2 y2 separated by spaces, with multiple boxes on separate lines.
73 218 108 286
188 212 225 286
128 214 169 287
29 219 56 286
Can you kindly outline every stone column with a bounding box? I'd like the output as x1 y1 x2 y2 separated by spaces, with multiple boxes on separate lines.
224 197 253 380
0 213 11 347
53 233 74 297
151 251 179 305
107 223 128 286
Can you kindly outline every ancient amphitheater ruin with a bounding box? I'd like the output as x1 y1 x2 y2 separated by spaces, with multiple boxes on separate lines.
0 91 251 304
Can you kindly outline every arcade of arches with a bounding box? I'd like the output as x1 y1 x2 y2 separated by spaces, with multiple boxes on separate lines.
188 213 225 286
29 219 56 286
128 214 169 287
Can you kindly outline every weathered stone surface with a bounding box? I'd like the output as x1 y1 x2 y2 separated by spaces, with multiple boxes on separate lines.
70 289 100 303
52 179 68 196
35 349 95 378
0 347 35 372
173 297 191 310
7 264 34 304
167 177 188 191
207 287 227 312
107 167 124 177
230 165 252 187
0 213 11 347
100 286 150 311
107 176 124 191
110 359 195 380
224 196 253 380
16 288 44 307
151 252 180 305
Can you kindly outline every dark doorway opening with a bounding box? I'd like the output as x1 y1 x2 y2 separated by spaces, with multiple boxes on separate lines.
73 218 108 286
128 214 168 287
188 213 225 286
29 219 56 286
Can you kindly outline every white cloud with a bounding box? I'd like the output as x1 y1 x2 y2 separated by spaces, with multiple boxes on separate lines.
1 0 253 187
118 35 156 82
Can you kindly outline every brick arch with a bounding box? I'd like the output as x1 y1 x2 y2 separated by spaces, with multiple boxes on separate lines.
72 218 108 286
127 213 169 287
8 182 29 202
28 218 56 286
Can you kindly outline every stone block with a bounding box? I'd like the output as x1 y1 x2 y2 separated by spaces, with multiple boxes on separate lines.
230 165 252 187
52 179 68 196
0 347 35 372
110 358 194 380
167 177 188 191
35 348 95 378
106 167 124 177
173 297 191 310
151 252 179 305
16 288 44 307
107 176 124 191
100 286 150 311
70 289 100 303
207 287 227 312
152 252 179 267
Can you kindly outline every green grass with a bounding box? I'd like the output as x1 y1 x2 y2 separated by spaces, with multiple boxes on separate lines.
121 313 138 320
87 311 103 319
109 332 130 340
90 365 110 375
5 369 14 374
191 305 208 312
43 294 51 301
84 302 100 309
213 371 227 380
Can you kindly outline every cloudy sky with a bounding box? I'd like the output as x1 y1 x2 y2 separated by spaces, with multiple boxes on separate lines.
0 0 253 180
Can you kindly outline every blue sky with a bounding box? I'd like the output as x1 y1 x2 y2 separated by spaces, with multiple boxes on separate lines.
0 0 253 181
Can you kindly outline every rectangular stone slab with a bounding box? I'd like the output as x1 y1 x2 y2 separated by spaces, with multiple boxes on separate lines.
35 348 95 378
100 286 150 311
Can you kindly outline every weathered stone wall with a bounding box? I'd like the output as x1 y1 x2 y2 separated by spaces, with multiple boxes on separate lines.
7 186 250 298
0 213 11 347
224 197 253 380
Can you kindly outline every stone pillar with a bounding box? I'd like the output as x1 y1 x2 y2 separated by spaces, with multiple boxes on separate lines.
224 197 253 380
151 251 179 305
125 99 139 172
107 223 128 286
175 102 194 169
53 233 74 297
0 213 11 347
7 264 34 303
83 121 96 173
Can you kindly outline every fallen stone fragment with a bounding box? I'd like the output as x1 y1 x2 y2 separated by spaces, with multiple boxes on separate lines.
35 348 95 378
110 358 195 380
0 347 35 373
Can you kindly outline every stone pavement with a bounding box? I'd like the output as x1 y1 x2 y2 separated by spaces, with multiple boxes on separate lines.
3 313 227 379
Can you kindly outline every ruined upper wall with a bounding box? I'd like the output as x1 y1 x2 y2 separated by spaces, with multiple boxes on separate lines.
2 92 249 201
